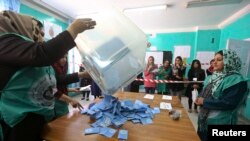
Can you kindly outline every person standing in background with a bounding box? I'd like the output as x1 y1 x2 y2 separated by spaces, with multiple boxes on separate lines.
157 60 172 95
52 54 89 118
79 66 92 101
185 59 205 113
169 56 186 100
144 56 158 94
206 59 214 76
195 50 248 141
91 81 102 99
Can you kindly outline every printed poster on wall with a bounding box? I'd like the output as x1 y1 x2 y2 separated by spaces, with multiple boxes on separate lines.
44 20 62 39
196 51 215 70
174 45 191 65
145 51 163 66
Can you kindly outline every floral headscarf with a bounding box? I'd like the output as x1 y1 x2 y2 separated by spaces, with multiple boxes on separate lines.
208 49 242 94
0 10 43 42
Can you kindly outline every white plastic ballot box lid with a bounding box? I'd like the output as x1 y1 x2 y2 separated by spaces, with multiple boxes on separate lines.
75 8 147 95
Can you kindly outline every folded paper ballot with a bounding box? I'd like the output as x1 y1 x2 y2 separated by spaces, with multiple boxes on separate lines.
99 127 109 135
82 95 160 139
99 127 117 138
152 107 160 114
80 85 91 91
84 127 100 135
140 118 153 125
118 130 128 140
132 119 140 123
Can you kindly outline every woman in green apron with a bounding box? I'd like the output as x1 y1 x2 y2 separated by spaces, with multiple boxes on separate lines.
157 60 172 95
0 10 96 141
195 50 248 141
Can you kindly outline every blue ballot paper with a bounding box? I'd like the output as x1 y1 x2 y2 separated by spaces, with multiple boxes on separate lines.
132 119 140 124
91 121 100 128
98 116 112 127
94 111 103 119
140 118 153 125
80 108 88 114
136 112 149 118
121 100 134 110
133 114 141 120
99 127 109 135
152 107 160 114
87 110 95 116
99 127 117 138
118 130 128 140
88 102 96 109
82 95 161 139
112 117 127 128
84 127 100 135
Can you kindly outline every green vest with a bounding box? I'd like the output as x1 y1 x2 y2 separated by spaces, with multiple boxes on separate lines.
157 66 171 93
0 34 56 140
54 99 69 118
206 73 246 125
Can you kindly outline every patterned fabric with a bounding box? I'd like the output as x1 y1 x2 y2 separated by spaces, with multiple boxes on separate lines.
198 49 242 134
208 49 242 95
0 10 43 42
198 83 213 132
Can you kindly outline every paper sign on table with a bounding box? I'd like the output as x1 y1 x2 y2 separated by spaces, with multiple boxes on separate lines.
162 95 172 100
160 102 172 110
144 94 154 99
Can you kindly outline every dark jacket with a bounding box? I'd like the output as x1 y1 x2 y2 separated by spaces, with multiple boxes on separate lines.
130 73 143 92
79 66 91 87
0 31 75 93
185 69 206 97
169 66 186 91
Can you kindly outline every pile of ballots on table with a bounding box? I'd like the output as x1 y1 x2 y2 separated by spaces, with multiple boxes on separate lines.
81 95 160 139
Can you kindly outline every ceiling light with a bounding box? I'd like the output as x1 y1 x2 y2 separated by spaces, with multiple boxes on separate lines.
124 5 167 12
186 0 243 8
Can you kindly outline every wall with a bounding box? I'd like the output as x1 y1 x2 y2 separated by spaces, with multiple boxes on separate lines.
195 29 221 51
219 13 250 120
148 13 250 64
148 30 221 65
20 4 68 30
220 13 250 49
149 32 196 64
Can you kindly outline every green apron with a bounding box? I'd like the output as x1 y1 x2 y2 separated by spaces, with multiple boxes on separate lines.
0 33 56 140
206 73 246 125
157 66 171 94
54 99 69 118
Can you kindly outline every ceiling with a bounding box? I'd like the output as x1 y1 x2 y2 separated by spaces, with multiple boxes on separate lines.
26 0 250 33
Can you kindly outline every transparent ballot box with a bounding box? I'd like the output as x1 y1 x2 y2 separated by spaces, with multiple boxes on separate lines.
75 8 147 95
